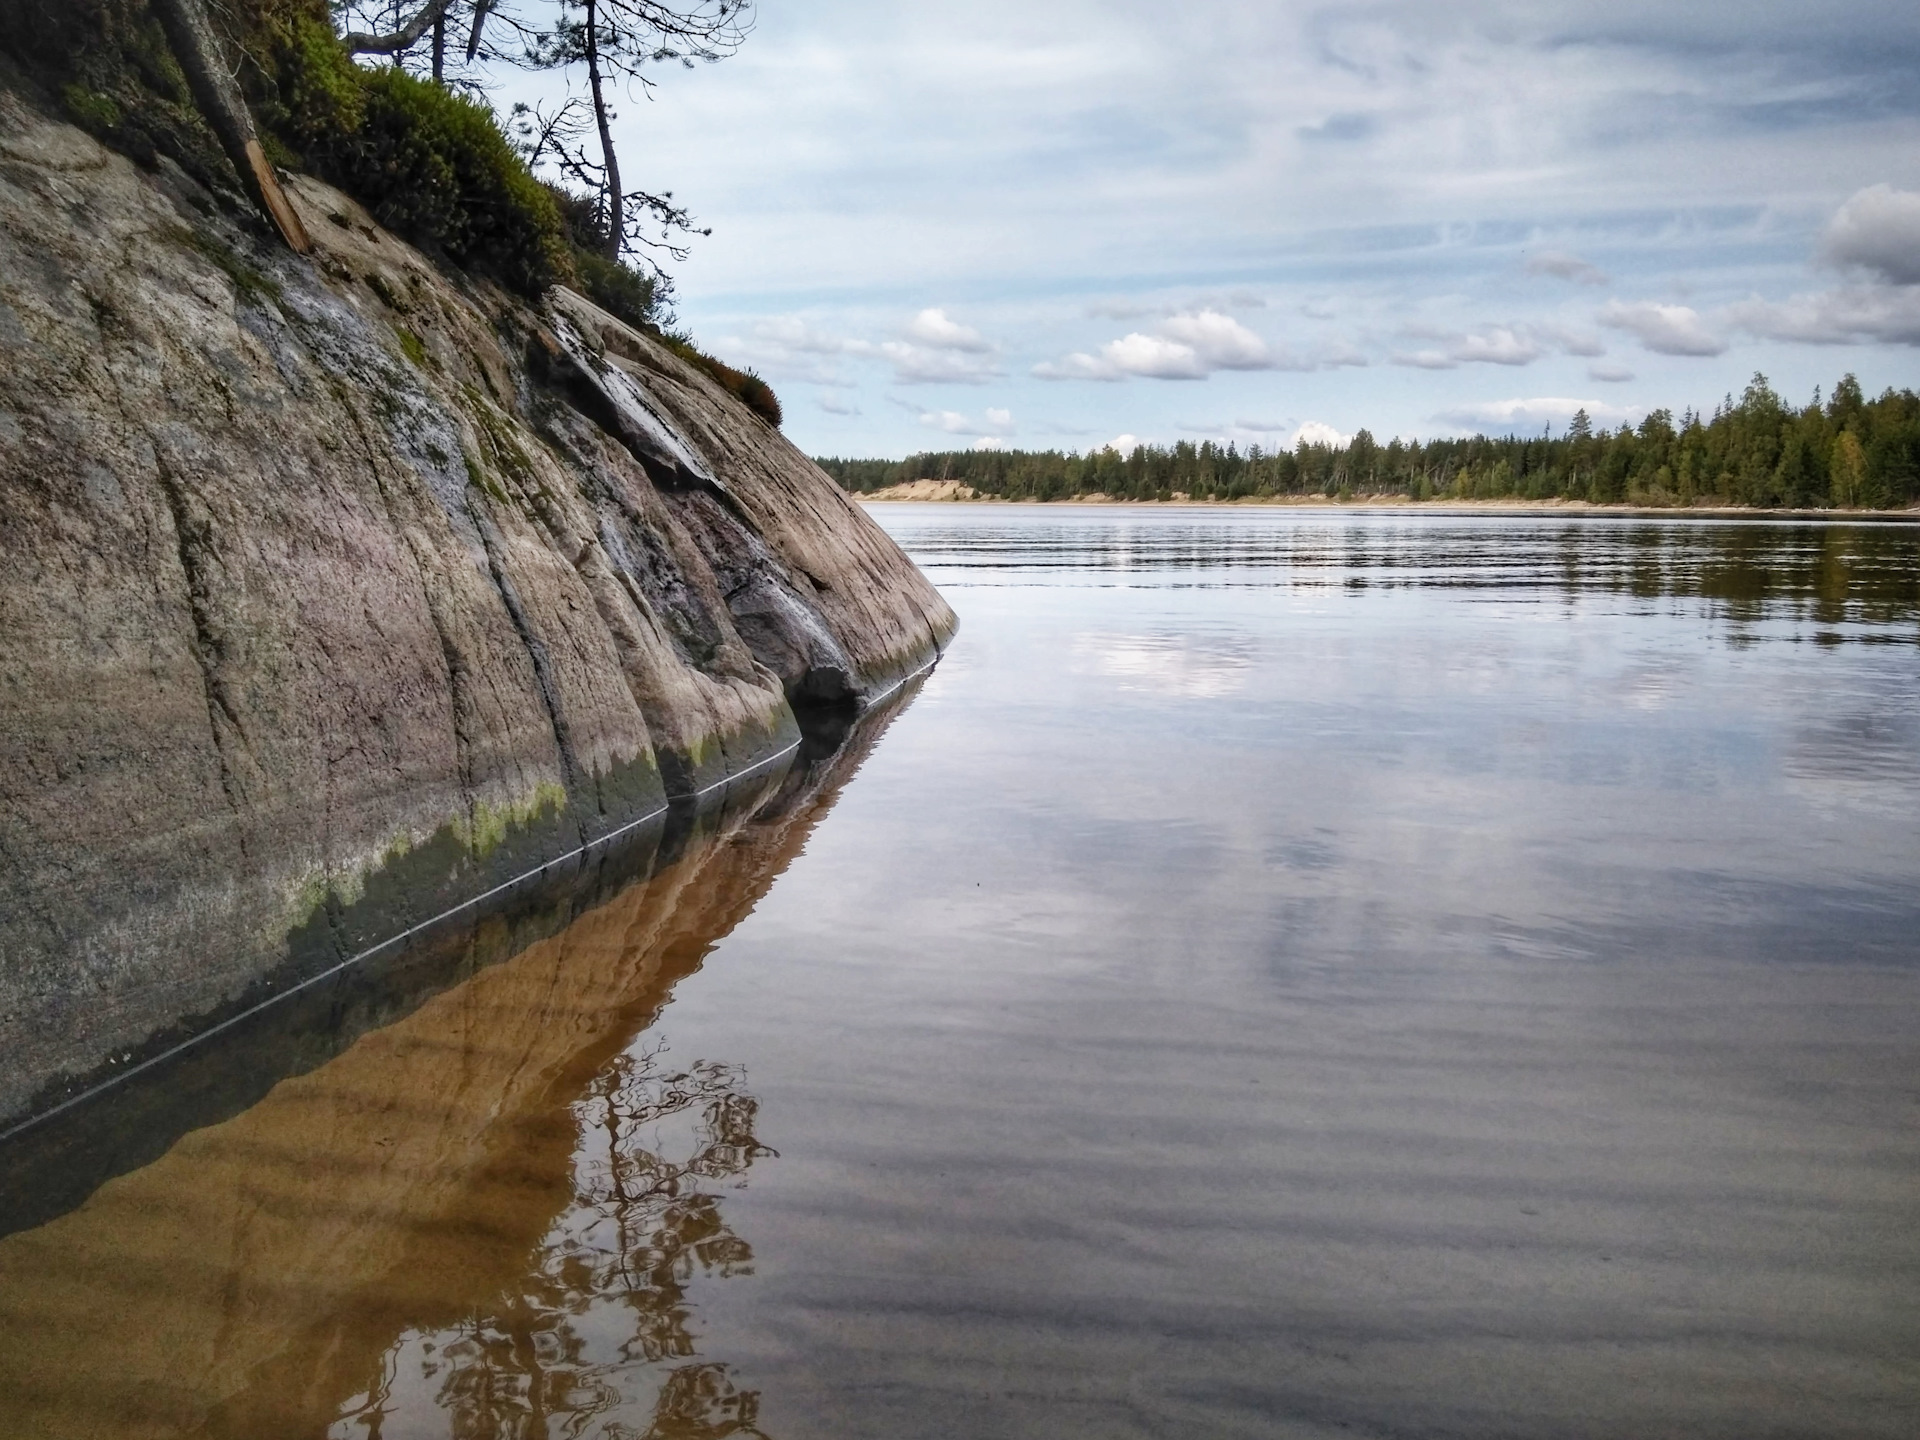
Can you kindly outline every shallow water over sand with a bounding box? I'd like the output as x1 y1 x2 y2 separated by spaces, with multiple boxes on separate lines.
3 508 1918 1439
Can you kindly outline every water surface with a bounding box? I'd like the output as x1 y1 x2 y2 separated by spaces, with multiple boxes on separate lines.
4 508 1918 1439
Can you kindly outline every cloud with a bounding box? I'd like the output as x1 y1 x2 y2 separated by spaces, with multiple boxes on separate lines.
747 316 845 354
1587 362 1635 382
1298 112 1377 143
725 310 1006 386
1086 300 1168 321
1099 433 1145 454
918 409 979 434
1103 332 1212 379
1292 420 1353 448
817 392 860 414
1537 322 1605 357
1598 300 1728 356
1087 290 1264 321
1723 286 1920 346
1433 397 1644 432
716 316 853 383
1036 309 1296 381
877 340 1004 384
1525 250 1609 285
1161 310 1277 368
905 308 994 352
1033 351 1129 382
1819 185 1920 286
1390 324 1543 369
916 407 1015 438
1713 186 1920 347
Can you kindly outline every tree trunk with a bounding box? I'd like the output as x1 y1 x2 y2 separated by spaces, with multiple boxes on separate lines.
583 0 623 261
432 12 446 81
149 0 311 254
465 0 494 61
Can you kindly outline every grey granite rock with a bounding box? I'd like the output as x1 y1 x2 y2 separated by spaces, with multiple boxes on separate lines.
0 87 955 1129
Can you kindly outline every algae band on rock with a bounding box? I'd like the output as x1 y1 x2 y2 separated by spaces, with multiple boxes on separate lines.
0 80 956 1135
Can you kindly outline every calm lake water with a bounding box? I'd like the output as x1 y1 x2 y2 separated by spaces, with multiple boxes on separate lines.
4 506 1920 1439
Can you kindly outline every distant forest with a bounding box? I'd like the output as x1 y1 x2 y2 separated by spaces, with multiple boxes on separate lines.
817 373 1920 509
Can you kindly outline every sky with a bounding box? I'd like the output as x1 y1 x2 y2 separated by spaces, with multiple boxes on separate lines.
540 0 1920 457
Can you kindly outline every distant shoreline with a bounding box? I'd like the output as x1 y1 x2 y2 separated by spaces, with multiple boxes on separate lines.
853 484 1920 522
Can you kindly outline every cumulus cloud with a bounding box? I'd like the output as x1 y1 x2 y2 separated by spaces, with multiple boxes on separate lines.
1390 324 1543 369
1035 309 1300 381
917 407 1015 438
1033 351 1129 382
1317 340 1369 368
876 340 1004 384
717 316 853 383
1292 420 1354 448
1161 310 1278 368
1598 300 1728 356
864 308 1006 383
727 310 1005 386
918 409 978 434
1723 287 1920 346
1434 397 1644 432
1100 433 1146 454
1819 185 1920 286
905 308 994 352
1525 250 1609 285
1587 362 1635 382
1537 322 1605 357
1713 185 1920 348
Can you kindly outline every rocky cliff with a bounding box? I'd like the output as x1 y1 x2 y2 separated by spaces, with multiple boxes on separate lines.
0 84 955 1132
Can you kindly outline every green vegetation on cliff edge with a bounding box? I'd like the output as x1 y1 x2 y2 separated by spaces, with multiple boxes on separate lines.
0 0 780 425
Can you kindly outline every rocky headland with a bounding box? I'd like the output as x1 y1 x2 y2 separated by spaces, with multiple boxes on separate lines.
0 83 955 1133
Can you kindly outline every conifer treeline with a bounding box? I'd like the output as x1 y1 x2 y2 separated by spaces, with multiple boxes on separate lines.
816 373 1920 509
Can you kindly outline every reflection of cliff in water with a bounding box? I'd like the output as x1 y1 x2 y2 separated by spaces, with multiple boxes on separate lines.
0 692 919 1440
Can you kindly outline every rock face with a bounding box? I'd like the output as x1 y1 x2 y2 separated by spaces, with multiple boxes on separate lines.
0 86 955 1131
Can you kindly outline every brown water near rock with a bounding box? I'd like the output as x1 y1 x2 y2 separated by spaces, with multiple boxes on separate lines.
4 510 1919 1439
0 706 894 1440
